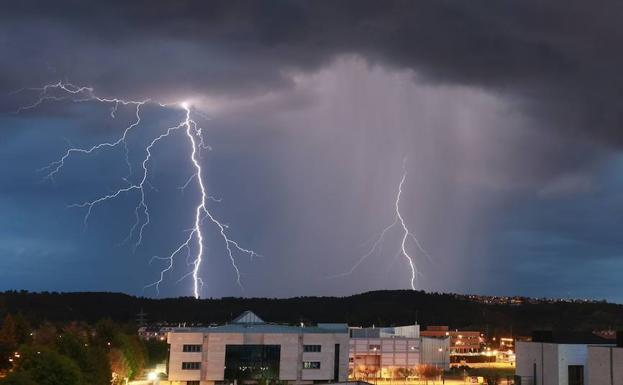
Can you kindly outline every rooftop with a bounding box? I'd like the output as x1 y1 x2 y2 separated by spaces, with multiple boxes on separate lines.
171 310 349 334
531 331 616 345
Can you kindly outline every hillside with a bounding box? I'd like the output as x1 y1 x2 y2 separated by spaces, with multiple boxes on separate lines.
1 290 622 337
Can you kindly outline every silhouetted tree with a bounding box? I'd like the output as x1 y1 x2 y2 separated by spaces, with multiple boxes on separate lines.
145 339 168 366
11 347 83 385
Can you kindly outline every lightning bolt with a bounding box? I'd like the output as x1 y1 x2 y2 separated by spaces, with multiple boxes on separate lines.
394 169 419 290
14 82 259 298
329 159 430 290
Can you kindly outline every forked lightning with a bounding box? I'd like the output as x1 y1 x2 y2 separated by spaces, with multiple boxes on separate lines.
15 82 258 299
330 160 430 289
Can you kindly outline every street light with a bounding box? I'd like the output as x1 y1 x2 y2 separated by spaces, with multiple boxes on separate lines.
147 371 158 384
438 347 446 384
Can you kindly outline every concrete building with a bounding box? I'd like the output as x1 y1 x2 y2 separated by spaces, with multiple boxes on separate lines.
166 311 349 385
515 331 614 385
587 333 623 385
420 326 482 354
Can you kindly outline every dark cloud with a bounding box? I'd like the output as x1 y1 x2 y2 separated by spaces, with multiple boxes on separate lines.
2 1 623 300
2 1 623 140
2 0 622 181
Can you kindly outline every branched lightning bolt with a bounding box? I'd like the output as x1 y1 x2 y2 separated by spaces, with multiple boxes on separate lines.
328 159 430 290
394 170 419 290
15 82 259 298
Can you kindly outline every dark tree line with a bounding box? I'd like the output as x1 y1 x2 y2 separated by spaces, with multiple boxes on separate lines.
2 290 622 337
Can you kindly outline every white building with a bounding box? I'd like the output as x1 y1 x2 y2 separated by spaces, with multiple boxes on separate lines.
587 335 623 385
167 311 349 385
516 332 614 385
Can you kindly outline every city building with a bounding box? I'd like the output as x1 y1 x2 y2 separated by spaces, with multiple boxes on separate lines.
420 326 482 354
587 333 623 385
348 324 451 380
515 331 614 385
349 325 421 380
166 311 349 385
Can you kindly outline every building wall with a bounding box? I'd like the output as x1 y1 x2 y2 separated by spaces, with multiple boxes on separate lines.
266 333 299 381
516 341 560 385
557 344 589 385
168 332 205 382
382 325 420 339
420 337 450 369
300 333 349 381
205 332 243 381
349 337 420 379
168 331 348 384
420 327 481 353
588 346 623 385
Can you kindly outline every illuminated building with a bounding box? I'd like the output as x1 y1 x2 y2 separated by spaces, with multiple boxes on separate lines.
166 311 349 385
420 326 482 354
349 324 450 379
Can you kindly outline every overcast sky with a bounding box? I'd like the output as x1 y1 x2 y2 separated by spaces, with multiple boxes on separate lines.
2 0 623 301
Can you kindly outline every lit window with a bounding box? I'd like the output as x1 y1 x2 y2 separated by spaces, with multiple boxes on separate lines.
303 361 321 369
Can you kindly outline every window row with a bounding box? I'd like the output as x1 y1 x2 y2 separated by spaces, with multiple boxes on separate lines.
303 344 322 352
183 344 202 352
182 362 201 370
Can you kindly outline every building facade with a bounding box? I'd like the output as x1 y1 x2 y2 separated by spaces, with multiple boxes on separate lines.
420 326 482 354
167 311 349 385
420 337 451 369
587 334 623 385
515 331 614 385
348 324 450 380
349 325 421 380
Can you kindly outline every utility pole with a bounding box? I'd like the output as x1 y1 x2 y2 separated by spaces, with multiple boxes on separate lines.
136 308 148 327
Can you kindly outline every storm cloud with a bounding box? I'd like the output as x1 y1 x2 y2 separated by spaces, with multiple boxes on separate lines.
2 1 623 301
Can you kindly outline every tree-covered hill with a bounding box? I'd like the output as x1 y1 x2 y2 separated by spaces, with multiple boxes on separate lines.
1 290 622 337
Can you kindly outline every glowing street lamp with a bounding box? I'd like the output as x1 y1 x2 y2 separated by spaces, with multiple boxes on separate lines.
147 371 159 384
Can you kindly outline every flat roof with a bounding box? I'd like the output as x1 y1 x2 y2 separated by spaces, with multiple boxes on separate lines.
530 331 615 345
170 310 348 334
171 323 349 334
